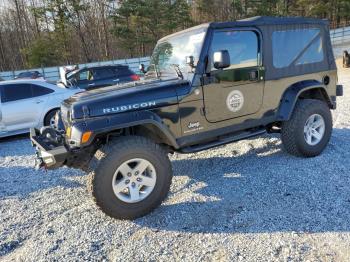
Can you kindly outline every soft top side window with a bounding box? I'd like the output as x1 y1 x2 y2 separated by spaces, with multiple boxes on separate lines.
210 30 259 70
272 28 324 68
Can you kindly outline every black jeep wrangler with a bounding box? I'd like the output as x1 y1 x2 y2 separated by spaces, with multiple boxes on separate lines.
31 16 343 220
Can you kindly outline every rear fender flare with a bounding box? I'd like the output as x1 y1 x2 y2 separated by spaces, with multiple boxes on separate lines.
277 80 333 121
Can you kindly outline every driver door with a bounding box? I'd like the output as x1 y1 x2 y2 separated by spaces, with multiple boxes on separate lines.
203 29 265 123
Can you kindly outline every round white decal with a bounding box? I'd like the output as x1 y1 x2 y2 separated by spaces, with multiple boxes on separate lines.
226 90 244 112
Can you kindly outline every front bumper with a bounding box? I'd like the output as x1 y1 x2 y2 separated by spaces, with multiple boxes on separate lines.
30 128 68 169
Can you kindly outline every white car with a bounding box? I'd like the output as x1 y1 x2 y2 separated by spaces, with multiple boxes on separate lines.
0 79 80 138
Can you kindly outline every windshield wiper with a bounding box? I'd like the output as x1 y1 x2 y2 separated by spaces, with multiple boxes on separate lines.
170 64 183 79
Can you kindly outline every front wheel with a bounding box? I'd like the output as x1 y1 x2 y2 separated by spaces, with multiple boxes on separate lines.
88 136 173 220
44 109 59 127
281 99 332 157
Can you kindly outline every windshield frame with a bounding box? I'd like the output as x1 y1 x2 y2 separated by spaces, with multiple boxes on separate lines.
66 69 80 80
146 25 209 80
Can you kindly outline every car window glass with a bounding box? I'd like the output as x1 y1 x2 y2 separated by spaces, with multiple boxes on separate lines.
272 29 323 68
210 30 259 70
1 84 32 103
32 84 54 97
18 72 32 78
79 70 94 81
295 36 324 65
116 67 133 77
93 68 117 80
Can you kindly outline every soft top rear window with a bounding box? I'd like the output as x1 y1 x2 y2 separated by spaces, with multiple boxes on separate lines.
272 28 324 69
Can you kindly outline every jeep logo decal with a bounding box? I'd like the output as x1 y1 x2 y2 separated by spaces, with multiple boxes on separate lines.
226 90 244 112
187 122 200 129
103 101 156 114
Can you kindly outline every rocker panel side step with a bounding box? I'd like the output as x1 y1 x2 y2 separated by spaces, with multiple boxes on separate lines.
180 129 266 153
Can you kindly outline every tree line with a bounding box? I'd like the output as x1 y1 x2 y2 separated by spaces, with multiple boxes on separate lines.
1 0 350 71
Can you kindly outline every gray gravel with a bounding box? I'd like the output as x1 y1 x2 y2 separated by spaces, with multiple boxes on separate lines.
1 60 350 261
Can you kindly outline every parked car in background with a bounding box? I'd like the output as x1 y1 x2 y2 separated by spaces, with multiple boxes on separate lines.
0 79 80 138
15 71 44 80
65 65 140 90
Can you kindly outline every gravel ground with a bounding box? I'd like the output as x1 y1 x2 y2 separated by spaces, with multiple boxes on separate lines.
1 60 350 261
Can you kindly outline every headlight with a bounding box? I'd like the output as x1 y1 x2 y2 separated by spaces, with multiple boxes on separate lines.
66 126 72 138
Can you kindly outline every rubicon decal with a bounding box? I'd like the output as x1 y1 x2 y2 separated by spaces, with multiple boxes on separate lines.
103 101 156 114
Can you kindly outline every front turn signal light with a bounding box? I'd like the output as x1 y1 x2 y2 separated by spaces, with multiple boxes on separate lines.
81 131 92 144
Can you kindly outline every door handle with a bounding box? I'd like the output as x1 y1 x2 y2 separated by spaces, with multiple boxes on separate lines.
249 70 259 81
88 83 95 86
36 100 44 104
113 79 120 82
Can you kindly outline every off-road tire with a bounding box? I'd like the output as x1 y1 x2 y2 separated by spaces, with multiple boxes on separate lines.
281 99 332 157
87 136 173 220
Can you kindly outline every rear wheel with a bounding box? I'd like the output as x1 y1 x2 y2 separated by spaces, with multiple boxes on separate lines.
281 99 332 157
88 136 173 220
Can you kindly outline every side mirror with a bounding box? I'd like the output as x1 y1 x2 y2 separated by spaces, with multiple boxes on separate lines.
139 64 146 74
213 50 230 69
186 56 195 68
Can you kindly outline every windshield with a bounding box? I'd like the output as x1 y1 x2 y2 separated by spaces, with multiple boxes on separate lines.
147 27 207 79
66 70 80 80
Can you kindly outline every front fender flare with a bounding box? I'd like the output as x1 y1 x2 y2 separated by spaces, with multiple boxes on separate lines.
73 110 179 149
277 80 333 121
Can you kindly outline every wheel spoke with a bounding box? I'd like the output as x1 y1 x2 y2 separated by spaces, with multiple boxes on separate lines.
113 178 128 194
313 119 324 129
134 159 149 174
309 114 316 124
118 162 133 176
312 130 323 141
140 176 156 187
307 133 312 144
129 186 140 201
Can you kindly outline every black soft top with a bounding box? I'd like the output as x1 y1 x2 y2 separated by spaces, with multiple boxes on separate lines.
160 16 335 80
210 16 335 80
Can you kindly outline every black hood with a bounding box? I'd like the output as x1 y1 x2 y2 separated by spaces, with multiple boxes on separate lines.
63 78 191 119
